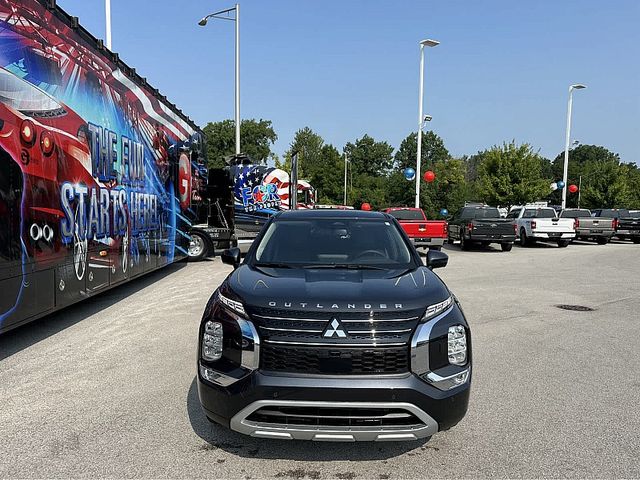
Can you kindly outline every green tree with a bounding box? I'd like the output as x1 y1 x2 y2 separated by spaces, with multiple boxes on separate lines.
344 134 394 177
578 159 633 209
393 131 450 171
203 119 277 167
477 141 551 207
279 127 325 178
549 145 633 208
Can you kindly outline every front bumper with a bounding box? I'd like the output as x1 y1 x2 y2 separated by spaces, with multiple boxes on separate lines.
197 369 470 441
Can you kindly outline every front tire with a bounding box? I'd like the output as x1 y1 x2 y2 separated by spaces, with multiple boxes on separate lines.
187 231 209 261
597 237 609 245
633 238 640 244
501 242 513 252
429 246 442 251
557 239 569 248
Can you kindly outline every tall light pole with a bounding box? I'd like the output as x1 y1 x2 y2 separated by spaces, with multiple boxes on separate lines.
415 39 439 208
105 0 112 50
561 83 586 210
343 153 349 206
199 5 241 156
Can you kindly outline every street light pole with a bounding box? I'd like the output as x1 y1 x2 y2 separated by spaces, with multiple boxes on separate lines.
198 5 241 156
561 83 586 210
105 0 112 50
234 3 240 155
415 39 439 208
343 153 349 206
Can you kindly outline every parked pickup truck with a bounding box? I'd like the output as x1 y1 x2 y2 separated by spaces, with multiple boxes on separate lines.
509 206 575 247
559 209 614 244
592 209 640 243
447 205 516 251
384 207 448 251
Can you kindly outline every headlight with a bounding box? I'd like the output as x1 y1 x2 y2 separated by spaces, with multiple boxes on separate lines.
202 320 223 361
218 291 246 316
422 296 453 322
448 324 467 365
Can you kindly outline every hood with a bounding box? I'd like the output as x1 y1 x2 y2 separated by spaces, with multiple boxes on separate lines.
224 264 451 313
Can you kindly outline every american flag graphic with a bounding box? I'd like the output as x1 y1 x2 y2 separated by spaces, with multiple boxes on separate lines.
232 165 285 211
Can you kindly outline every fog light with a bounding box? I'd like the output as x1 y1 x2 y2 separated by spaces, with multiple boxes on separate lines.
448 325 467 365
202 321 223 361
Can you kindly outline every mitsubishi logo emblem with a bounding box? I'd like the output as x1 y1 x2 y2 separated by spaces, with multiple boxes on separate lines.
323 318 347 338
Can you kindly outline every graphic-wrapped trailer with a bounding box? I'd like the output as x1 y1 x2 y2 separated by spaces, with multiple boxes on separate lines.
0 0 206 333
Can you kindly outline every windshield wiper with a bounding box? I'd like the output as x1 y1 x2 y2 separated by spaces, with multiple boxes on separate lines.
254 262 294 269
302 264 387 270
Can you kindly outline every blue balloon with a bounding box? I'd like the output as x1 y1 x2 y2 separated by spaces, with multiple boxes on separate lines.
440 208 449 216
556 180 565 189
403 167 416 181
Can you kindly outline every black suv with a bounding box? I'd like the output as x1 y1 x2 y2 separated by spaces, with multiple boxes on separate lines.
197 210 471 441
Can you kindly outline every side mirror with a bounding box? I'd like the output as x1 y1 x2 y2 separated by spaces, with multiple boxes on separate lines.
426 249 448 270
221 247 241 268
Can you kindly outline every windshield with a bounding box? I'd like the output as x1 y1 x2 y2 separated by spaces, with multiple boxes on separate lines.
600 209 629 218
523 208 556 219
387 209 424 220
0 67 63 114
562 210 591 218
461 207 500 219
253 218 414 268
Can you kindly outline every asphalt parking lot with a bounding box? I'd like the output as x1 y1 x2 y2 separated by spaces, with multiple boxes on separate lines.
1 240 639 479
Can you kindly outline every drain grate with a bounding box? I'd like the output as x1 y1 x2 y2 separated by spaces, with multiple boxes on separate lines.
555 304 595 312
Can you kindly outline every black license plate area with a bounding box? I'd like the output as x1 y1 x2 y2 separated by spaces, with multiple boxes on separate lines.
320 354 353 374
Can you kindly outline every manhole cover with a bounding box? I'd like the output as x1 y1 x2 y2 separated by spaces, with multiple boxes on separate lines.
555 304 594 312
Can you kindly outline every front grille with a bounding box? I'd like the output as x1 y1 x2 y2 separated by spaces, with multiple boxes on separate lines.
247 306 423 345
261 344 409 374
247 306 422 375
246 405 424 429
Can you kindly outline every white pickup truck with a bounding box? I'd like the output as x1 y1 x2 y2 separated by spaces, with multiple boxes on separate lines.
508 206 575 247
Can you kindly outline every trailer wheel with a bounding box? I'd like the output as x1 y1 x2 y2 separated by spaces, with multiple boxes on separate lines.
187 231 209 261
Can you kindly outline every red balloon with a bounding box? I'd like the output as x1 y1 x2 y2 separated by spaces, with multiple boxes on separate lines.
361 203 372 211
423 170 436 183
568 184 578 193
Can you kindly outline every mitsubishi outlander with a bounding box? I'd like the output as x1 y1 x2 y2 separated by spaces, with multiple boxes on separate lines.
197 210 471 441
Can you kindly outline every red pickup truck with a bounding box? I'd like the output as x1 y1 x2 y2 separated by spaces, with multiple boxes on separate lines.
383 207 448 251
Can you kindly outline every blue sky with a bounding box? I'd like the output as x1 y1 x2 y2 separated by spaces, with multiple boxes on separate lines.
58 0 639 164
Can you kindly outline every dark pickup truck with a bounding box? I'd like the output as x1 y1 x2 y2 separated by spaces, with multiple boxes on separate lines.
447 205 516 251
197 210 471 441
592 209 640 243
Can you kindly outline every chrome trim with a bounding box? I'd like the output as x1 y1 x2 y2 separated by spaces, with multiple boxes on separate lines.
199 364 238 388
263 339 406 347
253 315 327 323
237 318 260 370
341 317 420 323
410 304 454 376
253 315 420 324
424 368 470 391
347 328 412 334
230 400 439 442
260 326 324 333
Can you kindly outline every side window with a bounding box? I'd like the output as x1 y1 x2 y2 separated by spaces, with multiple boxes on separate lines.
507 209 520 219
459 208 474 220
